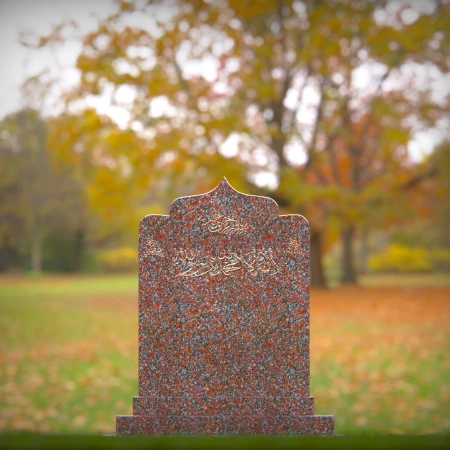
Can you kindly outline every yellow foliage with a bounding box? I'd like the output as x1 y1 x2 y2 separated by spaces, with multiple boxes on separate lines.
369 244 433 273
98 246 137 273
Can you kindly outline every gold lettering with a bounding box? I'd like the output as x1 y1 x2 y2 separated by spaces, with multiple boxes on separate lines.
143 239 164 257
204 213 250 235
172 249 281 278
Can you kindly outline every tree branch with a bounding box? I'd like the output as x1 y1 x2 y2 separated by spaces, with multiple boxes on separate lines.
287 67 311 140
304 77 327 170
402 164 437 190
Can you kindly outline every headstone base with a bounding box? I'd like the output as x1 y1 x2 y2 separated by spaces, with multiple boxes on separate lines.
116 414 334 436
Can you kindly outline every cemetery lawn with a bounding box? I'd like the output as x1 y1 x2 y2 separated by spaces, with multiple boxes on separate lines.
1 273 449 437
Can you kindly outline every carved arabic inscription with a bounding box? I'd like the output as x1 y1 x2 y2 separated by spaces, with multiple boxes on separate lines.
143 238 164 257
172 249 281 278
287 239 303 254
142 237 301 278
203 213 250 235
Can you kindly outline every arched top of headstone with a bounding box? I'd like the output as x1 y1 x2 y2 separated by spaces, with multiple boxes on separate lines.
169 177 279 230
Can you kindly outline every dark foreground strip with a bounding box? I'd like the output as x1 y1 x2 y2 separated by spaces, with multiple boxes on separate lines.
0 434 449 450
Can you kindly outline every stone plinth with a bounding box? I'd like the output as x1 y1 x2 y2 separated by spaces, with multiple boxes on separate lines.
116 178 334 435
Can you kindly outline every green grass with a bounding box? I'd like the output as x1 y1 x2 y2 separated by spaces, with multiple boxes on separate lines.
1 273 449 436
1 433 449 450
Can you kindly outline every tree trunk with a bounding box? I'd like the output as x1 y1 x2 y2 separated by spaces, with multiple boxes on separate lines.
341 225 357 283
310 228 327 288
0 237 12 272
70 228 85 272
31 222 42 273
359 226 369 275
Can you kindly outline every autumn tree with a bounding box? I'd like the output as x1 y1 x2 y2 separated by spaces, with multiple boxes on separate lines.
0 109 88 272
0 107 154 272
404 140 450 250
27 0 449 285
46 107 175 249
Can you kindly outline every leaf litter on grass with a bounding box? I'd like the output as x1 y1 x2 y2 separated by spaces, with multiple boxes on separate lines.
0 278 449 434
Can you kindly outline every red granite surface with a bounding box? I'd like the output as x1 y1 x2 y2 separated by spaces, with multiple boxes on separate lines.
116 178 334 435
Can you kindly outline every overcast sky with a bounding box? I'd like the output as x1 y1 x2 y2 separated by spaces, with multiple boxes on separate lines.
1 0 448 165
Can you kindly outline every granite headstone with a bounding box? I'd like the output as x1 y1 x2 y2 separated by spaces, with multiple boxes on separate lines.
116 178 334 435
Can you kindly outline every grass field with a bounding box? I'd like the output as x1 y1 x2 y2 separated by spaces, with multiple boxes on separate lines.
0 273 449 436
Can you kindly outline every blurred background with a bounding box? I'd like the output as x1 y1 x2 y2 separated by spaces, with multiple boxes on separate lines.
0 0 449 436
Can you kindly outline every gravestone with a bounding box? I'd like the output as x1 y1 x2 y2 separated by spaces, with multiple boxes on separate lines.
116 178 334 435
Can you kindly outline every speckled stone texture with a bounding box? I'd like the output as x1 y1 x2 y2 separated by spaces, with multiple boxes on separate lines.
116 178 334 435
